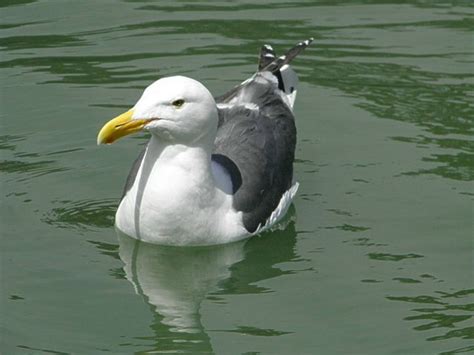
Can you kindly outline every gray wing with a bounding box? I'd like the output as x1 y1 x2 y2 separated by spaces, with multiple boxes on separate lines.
213 39 312 232
213 73 296 233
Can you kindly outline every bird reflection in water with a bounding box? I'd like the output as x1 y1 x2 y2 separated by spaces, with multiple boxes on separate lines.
116 208 298 352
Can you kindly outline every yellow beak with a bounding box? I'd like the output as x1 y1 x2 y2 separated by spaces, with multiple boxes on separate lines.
97 109 154 145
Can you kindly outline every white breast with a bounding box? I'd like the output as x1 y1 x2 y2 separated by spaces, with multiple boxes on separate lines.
115 140 248 246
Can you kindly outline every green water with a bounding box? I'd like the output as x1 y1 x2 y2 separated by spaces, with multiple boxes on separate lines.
1 0 473 354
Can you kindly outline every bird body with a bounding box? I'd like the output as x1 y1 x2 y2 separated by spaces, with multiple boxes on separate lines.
116 138 247 245
98 39 313 245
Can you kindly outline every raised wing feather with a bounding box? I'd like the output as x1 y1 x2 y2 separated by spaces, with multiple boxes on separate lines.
213 73 296 232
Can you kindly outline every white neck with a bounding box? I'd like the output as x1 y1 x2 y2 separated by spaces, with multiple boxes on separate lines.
144 135 215 187
116 136 246 245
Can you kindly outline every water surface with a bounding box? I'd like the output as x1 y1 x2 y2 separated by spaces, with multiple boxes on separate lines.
1 0 473 354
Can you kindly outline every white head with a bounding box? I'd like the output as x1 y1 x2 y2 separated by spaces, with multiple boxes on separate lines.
97 76 218 147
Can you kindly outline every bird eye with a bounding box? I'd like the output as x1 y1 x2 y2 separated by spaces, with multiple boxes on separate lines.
172 99 185 108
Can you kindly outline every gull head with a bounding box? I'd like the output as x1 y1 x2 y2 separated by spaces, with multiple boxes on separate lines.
97 76 218 146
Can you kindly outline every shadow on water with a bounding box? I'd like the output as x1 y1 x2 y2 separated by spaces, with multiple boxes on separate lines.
116 232 237 353
212 213 301 296
111 218 299 353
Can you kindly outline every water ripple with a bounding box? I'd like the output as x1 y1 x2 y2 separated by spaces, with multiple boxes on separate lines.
0 35 85 51
133 1 315 13
387 288 474 348
0 134 24 151
0 159 69 179
0 0 37 8
214 325 292 337
43 198 118 230
368 252 424 262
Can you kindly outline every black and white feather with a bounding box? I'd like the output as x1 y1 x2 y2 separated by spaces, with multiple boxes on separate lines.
213 38 313 232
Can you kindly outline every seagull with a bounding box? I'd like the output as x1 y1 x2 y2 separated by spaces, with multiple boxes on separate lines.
97 38 313 246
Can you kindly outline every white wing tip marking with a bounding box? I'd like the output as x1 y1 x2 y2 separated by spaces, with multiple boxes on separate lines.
252 182 299 235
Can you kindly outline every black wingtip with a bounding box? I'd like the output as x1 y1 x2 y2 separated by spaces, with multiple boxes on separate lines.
258 44 276 71
259 37 314 74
